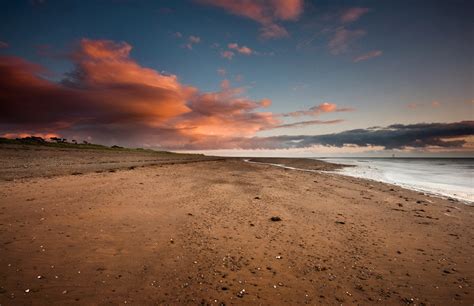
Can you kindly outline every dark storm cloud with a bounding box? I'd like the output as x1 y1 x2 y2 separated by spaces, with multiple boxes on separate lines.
249 121 474 150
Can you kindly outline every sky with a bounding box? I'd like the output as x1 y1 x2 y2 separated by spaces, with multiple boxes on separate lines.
0 0 473 156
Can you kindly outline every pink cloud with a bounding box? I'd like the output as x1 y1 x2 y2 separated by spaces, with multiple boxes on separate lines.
184 35 201 50
228 42 253 55
340 7 370 23
353 50 383 62
221 50 234 60
0 41 8 49
431 100 441 108
217 68 226 76
273 119 344 129
197 0 303 39
284 102 354 117
328 27 366 55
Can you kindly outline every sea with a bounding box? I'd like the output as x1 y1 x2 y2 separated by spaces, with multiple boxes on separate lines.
318 158 474 204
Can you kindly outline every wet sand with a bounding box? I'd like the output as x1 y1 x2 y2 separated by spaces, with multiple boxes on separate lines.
0 148 473 305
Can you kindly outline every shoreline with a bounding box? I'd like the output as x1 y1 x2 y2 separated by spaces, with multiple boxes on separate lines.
1 148 473 305
244 158 473 205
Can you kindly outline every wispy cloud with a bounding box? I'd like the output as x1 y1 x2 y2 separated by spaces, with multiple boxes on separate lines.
328 27 366 55
185 35 201 50
196 0 304 39
228 43 253 55
283 102 354 117
220 50 234 60
353 50 382 62
273 119 344 129
0 41 8 49
340 7 370 23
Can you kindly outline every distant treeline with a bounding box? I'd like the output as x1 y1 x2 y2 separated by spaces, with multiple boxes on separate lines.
0 136 173 154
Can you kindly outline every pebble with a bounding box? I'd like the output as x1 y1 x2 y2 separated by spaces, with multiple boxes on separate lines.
237 289 246 298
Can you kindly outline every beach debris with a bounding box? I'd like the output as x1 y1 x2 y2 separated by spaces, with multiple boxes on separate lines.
335 221 345 225
270 216 282 222
236 289 246 298
62 290 68 294
170 238 174 244
254 196 261 200
25 289 30 293
187 213 193 216
37 275 43 279
275 255 283 259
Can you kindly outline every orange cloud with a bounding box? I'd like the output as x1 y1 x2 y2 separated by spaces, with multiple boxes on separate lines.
172 80 279 140
197 0 303 39
0 39 197 142
283 102 354 117
3 39 322 149
260 98 272 107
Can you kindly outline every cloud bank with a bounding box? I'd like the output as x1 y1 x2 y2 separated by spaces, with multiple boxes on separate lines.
0 38 350 149
243 121 474 150
1 39 471 152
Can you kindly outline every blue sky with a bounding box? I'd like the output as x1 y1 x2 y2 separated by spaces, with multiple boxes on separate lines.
0 0 472 155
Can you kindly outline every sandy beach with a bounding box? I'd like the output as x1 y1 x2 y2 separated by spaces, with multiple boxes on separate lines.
0 145 473 305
